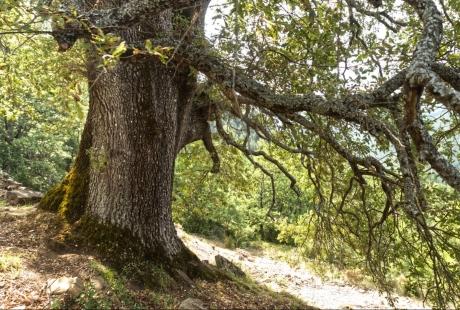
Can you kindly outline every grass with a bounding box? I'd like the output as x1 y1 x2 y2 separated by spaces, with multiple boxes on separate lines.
149 291 176 309
120 260 174 291
204 272 312 309
247 240 304 266
0 197 315 309
50 298 63 309
76 282 112 310
89 259 182 308
89 260 142 309
0 252 22 273
87 257 310 309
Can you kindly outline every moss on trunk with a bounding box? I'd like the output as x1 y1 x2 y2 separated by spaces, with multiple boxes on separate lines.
70 215 219 281
38 110 92 223
38 0 220 283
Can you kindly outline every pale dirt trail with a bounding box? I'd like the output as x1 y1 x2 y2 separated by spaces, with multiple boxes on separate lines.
177 226 430 310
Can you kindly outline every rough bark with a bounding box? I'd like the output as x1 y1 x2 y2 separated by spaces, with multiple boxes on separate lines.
40 0 216 276
403 0 460 191
38 102 92 223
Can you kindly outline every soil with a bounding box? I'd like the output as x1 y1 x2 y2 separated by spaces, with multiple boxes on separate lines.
178 226 430 309
0 201 430 309
0 202 310 309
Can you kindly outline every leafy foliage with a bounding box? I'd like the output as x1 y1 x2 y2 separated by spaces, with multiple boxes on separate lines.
0 6 86 190
173 115 460 305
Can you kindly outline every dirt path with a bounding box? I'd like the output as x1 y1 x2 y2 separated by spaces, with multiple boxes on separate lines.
178 226 430 310
0 202 429 309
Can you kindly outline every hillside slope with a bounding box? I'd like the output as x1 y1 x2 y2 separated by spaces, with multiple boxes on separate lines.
178 226 429 309
0 201 310 309
0 200 429 309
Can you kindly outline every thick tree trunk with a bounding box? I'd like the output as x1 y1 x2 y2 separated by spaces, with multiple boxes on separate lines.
87 52 187 262
40 1 215 275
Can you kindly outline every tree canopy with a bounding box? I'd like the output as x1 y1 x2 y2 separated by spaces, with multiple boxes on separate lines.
1 0 460 307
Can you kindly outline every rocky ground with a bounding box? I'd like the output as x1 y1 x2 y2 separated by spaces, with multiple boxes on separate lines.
0 201 310 309
179 227 430 309
0 190 429 309
0 171 42 206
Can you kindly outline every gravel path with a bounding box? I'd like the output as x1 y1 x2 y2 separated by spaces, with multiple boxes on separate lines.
178 226 430 310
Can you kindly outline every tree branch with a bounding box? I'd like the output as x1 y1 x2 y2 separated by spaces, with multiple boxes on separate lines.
215 108 301 197
80 0 201 29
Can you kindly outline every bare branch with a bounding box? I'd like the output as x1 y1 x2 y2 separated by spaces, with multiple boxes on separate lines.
215 109 301 197
345 0 405 33
408 115 460 191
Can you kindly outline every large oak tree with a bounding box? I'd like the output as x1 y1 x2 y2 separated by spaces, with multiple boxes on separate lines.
2 0 460 306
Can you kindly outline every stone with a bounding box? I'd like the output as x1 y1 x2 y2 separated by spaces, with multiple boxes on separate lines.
30 293 40 302
214 255 245 277
5 180 21 190
90 276 108 291
174 269 194 287
178 298 207 310
126 279 144 291
6 189 43 205
46 276 84 299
